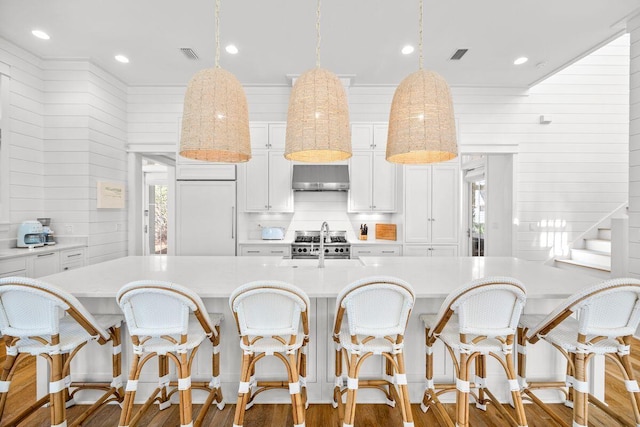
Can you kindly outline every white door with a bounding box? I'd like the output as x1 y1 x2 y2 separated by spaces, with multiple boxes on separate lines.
372 152 396 211
404 166 431 243
176 180 236 255
348 152 373 211
268 150 293 212
431 165 459 244
244 151 269 211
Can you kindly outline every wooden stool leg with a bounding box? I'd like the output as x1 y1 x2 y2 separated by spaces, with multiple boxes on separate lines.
618 337 640 425
158 354 170 410
384 354 396 407
395 350 414 426
505 338 528 427
212 325 224 410
573 348 588 427
342 351 360 427
475 354 487 410
421 330 434 413
456 351 470 427
333 346 345 420
118 353 142 427
565 352 575 408
299 343 309 410
111 325 125 401
233 351 253 427
49 336 67 427
0 350 19 418
177 351 193 427
287 352 305 427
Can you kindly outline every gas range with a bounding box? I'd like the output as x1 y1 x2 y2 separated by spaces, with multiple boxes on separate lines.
291 230 350 259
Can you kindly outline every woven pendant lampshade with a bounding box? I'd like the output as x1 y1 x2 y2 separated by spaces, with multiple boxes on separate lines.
285 68 351 162
386 69 457 164
386 0 457 164
284 0 352 163
178 0 251 163
180 67 250 162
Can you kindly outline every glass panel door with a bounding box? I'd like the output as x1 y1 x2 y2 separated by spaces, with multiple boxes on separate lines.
469 179 485 256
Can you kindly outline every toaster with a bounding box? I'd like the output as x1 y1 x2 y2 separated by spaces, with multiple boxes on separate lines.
261 227 285 240
17 220 45 248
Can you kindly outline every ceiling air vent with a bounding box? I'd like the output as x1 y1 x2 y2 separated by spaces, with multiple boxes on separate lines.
180 47 199 60
450 49 469 60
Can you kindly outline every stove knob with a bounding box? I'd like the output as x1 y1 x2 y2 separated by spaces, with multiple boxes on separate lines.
339 248 344 252
303 248 307 252
325 249 329 253
335 248 339 252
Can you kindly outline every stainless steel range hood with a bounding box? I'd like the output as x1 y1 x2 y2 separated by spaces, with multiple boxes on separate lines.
292 165 350 191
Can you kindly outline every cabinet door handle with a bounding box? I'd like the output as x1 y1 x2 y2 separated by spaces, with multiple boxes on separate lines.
247 250 260 254
271 250 284 254
372 205 376 209
381 250 394 254
265 205 269 208
37 253 54 257
67 253 82 258
431 218 435 221
231 207 235 239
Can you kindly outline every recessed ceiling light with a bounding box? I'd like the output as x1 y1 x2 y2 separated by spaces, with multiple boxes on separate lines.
225 44 239 54
514 57 528 65
115 55 129 64
31 30 50 40
401 45 415 55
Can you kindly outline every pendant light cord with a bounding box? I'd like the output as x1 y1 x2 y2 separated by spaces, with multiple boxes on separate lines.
316 0 321 68
418 0 423 70
215 0 221 68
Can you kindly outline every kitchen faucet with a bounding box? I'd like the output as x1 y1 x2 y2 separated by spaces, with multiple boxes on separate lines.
319 221 329 268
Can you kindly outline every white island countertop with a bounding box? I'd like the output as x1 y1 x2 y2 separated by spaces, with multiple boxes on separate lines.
41 256 600 299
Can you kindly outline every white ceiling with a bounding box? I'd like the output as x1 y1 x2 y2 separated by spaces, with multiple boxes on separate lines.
0 0 638 88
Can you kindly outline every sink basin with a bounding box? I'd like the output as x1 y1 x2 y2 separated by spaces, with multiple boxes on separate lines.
278 258 365 268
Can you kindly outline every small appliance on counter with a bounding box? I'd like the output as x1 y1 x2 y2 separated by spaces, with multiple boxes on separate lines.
17 220 45 248
261 227 285 240
37 218 56 245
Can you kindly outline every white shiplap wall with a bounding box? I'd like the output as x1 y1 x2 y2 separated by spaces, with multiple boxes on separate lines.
628 16 640 278
44 60 128 264
0 38 44 233
126 35 629 262
515 35 630 261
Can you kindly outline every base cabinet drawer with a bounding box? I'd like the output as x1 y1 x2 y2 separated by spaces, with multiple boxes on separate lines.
0 258 27 277
241 245 291 257
351 245 402 258
404 245 458 257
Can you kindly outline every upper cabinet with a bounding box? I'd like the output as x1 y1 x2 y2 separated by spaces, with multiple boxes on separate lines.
404 163 459 244
348 123 397 212
242 123 293 212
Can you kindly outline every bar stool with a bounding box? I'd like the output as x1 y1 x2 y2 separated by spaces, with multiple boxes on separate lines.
420 277 528 427
332 276 415 427
229 280 310 427
0 276 125 426
116 280 224 427
517 278 640 427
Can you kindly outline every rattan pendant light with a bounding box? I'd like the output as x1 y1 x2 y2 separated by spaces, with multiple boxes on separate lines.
179 0 251 163
284 0 351 162
386 0 457 164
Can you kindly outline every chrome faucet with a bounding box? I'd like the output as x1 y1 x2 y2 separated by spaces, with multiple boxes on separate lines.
319 221 330 268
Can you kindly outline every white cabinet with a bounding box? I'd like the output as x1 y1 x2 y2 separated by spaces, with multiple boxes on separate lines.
404 245 458 257
349 152 396 212
244 150 293 212
0 258 27 278
351 123 387 151
30 251 59 278
60 248 85 271
250 122 287 150
404 164 459 245
176 154 237 181
351 244 402 258
240 244 291 258
176 180 237 255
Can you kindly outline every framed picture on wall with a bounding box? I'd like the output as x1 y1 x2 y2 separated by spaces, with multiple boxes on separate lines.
97 181 125 209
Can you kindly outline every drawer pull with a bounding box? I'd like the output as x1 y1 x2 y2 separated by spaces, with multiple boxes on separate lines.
37 253 55 258
359 251 371 254
271 251 284 254
381 251 395 254
66 253 82 258
247 250 260 254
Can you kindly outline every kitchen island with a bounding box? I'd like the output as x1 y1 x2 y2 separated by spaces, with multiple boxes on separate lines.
39 256 600 405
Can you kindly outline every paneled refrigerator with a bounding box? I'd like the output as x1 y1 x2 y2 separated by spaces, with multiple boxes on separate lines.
176 180 236 255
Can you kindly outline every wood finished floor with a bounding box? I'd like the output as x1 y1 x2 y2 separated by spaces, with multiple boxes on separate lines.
1 341 639 426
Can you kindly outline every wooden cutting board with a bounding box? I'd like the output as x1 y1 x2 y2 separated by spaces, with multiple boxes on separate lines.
375 224 397 241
